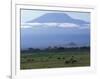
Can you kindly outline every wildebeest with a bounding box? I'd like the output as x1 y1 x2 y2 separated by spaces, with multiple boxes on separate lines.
57 57 61 60
27 58 34 62
64 56 77 64
65 60 70 64
71 59 77 64
62 57 65 60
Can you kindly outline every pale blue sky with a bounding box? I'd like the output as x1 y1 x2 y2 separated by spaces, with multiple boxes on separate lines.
21 9 90 24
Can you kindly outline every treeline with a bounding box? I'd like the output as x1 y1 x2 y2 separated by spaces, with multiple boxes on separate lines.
21 46 90 53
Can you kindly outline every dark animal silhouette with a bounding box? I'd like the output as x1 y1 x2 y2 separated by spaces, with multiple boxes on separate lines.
65 56 77 64
57 57 61 60
71 59 77 64
27 59 34 62
65 60 70 64
62 57 65 60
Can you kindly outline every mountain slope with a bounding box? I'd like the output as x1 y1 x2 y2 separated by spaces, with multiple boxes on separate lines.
27 13 89 25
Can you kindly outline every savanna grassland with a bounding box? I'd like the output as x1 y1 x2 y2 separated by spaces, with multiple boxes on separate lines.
20 47 90 69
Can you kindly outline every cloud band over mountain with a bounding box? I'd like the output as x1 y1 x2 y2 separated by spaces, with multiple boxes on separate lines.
20 12 90 49
21 13 90 29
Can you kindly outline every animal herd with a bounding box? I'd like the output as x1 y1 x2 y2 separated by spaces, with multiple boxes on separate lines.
22 56 78 64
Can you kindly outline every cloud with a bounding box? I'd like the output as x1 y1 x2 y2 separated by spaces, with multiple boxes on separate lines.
58 23 79 28
21 25 33 28
43 23 58 27
21 23 42 26
21 22 89 29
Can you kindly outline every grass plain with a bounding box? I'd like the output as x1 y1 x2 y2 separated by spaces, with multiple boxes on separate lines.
20 48 90 69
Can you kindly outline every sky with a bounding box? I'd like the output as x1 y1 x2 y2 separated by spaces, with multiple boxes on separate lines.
21 9 90 24
20 9 90 49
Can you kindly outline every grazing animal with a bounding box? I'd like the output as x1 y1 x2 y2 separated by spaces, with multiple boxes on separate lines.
71 60 77 64
62 57 65 59
65 56 78 64
57 57 61 60
27 59 34 62
65 60 70 64
70 56 77 64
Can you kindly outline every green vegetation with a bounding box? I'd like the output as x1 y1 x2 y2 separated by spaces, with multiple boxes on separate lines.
20 47 90 69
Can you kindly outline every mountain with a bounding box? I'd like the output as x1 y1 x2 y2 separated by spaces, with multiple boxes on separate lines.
21 13 90 49
27 13 89 26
